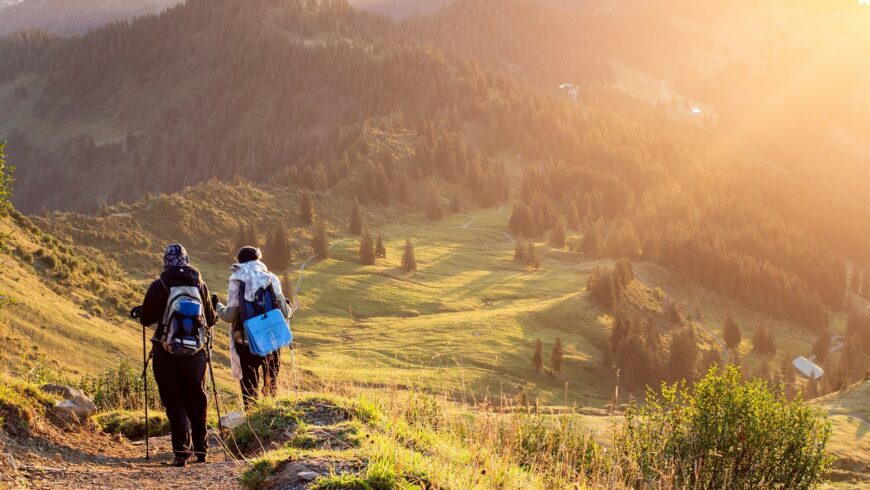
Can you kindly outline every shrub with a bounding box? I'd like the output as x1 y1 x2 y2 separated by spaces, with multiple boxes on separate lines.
93 410 170 440
79 360 160 411
617 365 831 489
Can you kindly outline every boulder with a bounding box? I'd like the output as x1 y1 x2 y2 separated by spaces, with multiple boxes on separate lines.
55 395 97 420
40 384 86 400
297 471 318 481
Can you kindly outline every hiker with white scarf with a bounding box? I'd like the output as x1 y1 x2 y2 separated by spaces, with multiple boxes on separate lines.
213 246 294 408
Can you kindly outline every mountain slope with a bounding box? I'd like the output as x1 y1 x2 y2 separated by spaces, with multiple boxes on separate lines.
0 0 181 37
0 210 141 376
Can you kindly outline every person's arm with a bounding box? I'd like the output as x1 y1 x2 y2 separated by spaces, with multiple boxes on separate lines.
216 303 239 324
139 280 167 327
270 274 292 319
200 280 216 327
275 291 291 319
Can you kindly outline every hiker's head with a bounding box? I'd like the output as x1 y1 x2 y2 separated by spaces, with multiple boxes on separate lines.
237 246 262 264
163 243 190 270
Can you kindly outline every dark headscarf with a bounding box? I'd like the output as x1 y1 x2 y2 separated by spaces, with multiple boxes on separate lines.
236 246 262 264
163 244 190 270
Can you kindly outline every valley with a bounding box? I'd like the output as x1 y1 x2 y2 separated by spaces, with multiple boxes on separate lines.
1 0 869 487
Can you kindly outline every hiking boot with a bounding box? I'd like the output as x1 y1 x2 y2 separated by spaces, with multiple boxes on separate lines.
172 457 187 467
194 454 207 464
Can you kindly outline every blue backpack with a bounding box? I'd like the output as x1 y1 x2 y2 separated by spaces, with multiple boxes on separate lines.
238 281 292 357
159 281 207 357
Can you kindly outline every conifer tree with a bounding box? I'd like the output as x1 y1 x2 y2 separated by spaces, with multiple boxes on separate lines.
551 337 564 373
246 221 261 249
805 374 819 399
669 325 698 382
401 237 417 272
850 269 862 292
549 216 567 249
349 197 363 235
532 339 543 373
723 312 741 351
449 194 461 214
312 224 329 260
396 174 409 204
525 241 539 269
582 225 600 257
514 237 526 263
424 185 443 220
812 330 831 363
375 233 386 258
0 143 12 216
234 221 248 254
359 229 375 265
281 272 293 299
374 163 391 205
300 191 315 225
266 226 292 271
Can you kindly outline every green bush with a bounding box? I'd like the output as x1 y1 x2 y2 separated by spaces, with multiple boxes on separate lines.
94 410 170 440
617 365 831 489
79 360 161 411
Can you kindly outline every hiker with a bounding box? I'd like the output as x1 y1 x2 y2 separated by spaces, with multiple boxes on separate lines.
137 244 216 467
214 246 294 408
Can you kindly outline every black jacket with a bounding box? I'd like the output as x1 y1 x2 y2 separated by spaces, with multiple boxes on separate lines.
140 266 216 353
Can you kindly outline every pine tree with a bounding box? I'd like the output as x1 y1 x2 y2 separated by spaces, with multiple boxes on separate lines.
532 339 544 373
669 325 698 382
396 174 409 203
401 237 417 272
525 241 539 269
805 374 819 399
0 142 13 216
246 221 261 249
752 325 769 355
281 272 293 298
449 194 461 214
424 185 443 220
312 224 329 260
812 330 831 363
551 337 564 373
373 163 391 205
850 269 862 292
359 229 375 265
549 216 567 249
300 191 315 225
723 312 741 351
513 237 526 263
234 221 248 254
582 225 600 257
349 197 363 235
266 226 292 271
375 233 386 258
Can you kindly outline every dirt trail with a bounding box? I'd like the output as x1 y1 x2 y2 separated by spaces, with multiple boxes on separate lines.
3 426 243 489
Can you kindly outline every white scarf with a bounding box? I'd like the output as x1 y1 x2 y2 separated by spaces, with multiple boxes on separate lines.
227 260 281 305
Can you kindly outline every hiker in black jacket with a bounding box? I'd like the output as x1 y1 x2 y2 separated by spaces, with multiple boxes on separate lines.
138 244 216 467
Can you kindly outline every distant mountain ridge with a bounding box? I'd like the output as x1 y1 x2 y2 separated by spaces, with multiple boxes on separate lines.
0 0 181 37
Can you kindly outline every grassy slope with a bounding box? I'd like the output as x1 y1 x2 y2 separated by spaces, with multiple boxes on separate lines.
814 381 870 485
0 214 141 377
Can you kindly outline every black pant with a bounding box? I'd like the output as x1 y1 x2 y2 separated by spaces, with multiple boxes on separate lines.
237 343 281 408
152 351 208 459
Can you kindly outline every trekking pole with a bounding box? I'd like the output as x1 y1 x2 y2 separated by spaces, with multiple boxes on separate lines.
141 348 153 461
290 344 299 392
206 336 223 435
131 306 151 461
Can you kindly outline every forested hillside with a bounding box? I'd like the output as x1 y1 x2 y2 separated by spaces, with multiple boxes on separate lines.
1 0 869 335
0 0 180 37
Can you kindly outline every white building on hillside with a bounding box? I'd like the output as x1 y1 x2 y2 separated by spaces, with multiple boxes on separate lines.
792 356 824 379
